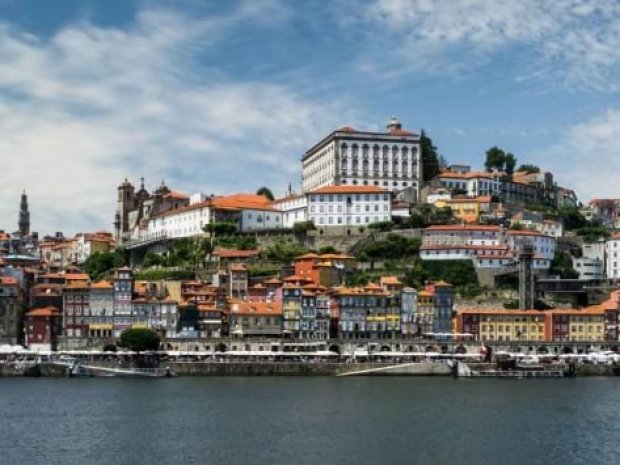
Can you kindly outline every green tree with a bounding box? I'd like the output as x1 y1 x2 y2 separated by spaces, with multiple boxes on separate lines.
318 245 340 254
504 152 517 179
142 252 165 268
84 251 115 280
550 251 578 279
420 130 441 181
292 220 316 234
405 213 426 229
188 237 213 273
217 234 257 250
113 248 130 268
368 221 394 232
356 234 421 261
484 146 505 172
559 207 588 230
118 328 161 352
264 240 307 262
419 259 479 289
256 186 275 201
575 226 610 243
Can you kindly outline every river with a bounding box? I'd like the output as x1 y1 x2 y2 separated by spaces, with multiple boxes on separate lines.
0 377 617 465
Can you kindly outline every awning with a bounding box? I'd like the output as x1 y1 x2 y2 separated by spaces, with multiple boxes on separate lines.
88 324 113 330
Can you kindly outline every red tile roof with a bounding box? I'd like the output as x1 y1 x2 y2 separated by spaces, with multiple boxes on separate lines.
213 248 260 259
425 225 501 232
0 276 18 286
91 281 113 290
211 193 278 212
163 191 189 200
229 299 282 316
26 307 61 317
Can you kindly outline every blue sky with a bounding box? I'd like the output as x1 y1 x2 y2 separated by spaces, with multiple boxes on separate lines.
0 0 619 234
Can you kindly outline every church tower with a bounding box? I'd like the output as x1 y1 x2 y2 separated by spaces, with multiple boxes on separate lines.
18 190 30 236
116 178 135 243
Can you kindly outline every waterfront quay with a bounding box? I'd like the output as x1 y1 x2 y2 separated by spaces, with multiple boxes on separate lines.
3 337 620 377
58 335 620 357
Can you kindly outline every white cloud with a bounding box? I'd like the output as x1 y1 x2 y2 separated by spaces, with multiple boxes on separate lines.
0 3 349 235
365 0 620 90
534 108 620 201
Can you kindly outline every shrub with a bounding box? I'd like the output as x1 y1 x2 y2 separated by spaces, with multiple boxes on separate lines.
118 328 161 352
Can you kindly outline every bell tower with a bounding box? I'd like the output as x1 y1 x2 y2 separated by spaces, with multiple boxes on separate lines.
18 190 30 236
116 178 135 243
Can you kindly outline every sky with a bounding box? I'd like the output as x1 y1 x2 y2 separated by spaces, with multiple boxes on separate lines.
0 0 619 235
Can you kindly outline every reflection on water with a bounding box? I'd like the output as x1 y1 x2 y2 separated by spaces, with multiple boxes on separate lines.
0 377 617 465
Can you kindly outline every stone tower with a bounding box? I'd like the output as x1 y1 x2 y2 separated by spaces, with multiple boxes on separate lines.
518 244 535 310
116 178 135 242
18 190 30 236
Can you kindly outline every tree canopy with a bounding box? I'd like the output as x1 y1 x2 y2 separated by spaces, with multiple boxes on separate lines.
550 251 579 279
484 146 517 178
256 187 275 201
292 220 316 234
368 221 394 232
356 234 421 261
118 328 161 352
264 239 307 262
559 206 588 230
420 130 441 181
84 248 129 280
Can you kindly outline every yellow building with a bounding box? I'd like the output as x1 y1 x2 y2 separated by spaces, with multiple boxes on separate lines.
417 290 435 334
548 308 605 342
434 196 492 224
458 309 546 342
458 306 607 342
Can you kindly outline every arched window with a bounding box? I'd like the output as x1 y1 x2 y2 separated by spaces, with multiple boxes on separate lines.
340 143 348 156
352 144 358 156
373 144 380 158
362 144 369 158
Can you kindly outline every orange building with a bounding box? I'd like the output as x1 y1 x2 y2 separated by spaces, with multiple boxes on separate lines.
293 252 354 287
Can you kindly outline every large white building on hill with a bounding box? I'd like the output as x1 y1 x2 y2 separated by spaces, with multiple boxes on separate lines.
301 117 422 200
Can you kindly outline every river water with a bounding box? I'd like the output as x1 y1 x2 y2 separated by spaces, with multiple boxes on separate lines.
0 377 617 465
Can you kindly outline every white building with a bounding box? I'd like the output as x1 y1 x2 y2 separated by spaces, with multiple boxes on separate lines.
606 234 620 279
272 194 308 228
307 185 391 230
141 193 284 241
573 257 605 280
437 171 502 197
420 225 555 270
506 230 556 261
422 225 504 247
574 240 606 280
302 117 421 199
75 233 115 265
148 201 211 240
541 219 564 238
